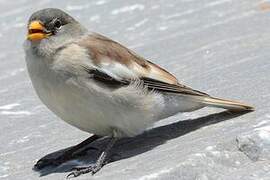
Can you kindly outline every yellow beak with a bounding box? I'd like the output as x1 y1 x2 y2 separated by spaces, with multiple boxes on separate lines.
27 21 51 41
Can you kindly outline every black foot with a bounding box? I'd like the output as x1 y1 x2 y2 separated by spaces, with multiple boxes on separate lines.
66 164 103 178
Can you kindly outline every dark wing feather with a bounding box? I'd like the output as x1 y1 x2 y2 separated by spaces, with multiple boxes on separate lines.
81 66 129 88
141 77 209 96
83 66 209 97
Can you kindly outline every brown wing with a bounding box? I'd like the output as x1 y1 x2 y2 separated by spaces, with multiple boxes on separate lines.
77 33 178 84
77 33 209 97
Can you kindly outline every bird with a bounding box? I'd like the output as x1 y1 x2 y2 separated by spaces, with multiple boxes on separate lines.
24 8 254 178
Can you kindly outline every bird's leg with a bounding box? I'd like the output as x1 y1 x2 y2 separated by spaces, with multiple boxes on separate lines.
67 137 117 178
34 134 102 170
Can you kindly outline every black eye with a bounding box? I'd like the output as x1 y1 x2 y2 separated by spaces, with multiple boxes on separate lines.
54 19 62 29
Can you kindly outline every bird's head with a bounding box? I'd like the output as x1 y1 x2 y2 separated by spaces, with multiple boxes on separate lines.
25 8 87 58
27 8 85 42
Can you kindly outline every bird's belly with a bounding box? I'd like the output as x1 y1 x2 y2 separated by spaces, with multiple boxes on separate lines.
29 69 163 137
34 79 104 133
30 72 205 137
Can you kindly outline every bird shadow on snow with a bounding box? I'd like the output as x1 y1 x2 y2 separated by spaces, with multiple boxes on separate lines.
34 110 249 176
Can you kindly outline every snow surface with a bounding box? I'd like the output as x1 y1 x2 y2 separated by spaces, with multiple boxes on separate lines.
0 0 270 179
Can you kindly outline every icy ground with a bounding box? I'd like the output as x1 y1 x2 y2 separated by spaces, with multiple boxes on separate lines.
0 0 270 179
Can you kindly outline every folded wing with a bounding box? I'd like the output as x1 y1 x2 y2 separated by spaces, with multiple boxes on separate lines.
77 33 209 97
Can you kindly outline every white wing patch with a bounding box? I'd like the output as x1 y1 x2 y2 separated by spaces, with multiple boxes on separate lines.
96 58 138 80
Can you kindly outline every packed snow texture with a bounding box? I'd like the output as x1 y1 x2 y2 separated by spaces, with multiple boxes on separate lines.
0 0 270 179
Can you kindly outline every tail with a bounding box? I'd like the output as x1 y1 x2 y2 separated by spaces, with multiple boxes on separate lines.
201 96 255 112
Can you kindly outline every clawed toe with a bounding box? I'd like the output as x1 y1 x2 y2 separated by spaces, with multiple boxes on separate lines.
67 165 100 179
66 171 81 179
71 165 92 171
